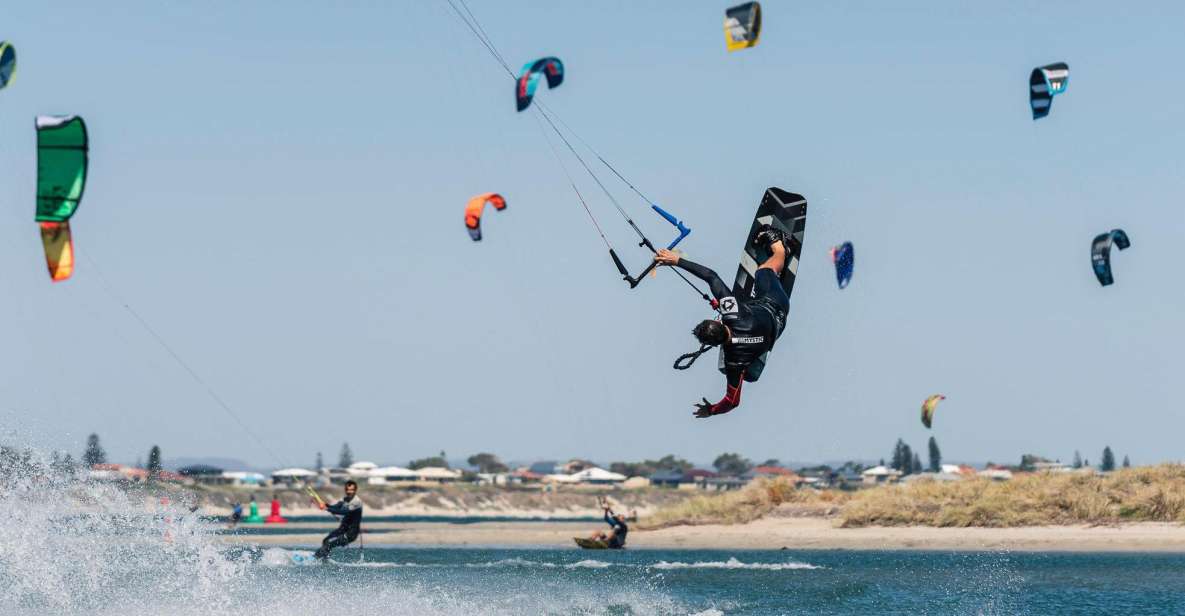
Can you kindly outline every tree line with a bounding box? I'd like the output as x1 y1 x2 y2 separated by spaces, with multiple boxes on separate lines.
322 444 771 477
887 437 939 476
67 434 1138 480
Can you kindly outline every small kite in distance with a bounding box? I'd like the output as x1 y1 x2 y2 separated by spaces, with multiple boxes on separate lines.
829 242 854 289
723 2 762 52
35 115 89 282
1091 229 1129 286
465 193 507 241
516 57 564 112
1030 62 1069 120
0 41 16 91
921 394 945 429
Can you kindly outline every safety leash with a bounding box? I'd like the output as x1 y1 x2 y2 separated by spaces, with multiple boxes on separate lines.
673 344 715 370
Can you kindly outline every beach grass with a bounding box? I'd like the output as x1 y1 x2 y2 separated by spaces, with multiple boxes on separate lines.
639 465 1185 529
840 465 1185 527
636 478 845 529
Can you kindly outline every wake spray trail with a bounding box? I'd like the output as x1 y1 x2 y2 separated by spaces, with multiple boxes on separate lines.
0 449 249 615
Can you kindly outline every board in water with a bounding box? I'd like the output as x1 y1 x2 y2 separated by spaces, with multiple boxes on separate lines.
573 537 609 550
719 187 807 381
260 548 320 566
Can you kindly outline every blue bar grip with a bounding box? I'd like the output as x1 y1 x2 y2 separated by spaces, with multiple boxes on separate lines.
611 203 694 289
652 204 691 250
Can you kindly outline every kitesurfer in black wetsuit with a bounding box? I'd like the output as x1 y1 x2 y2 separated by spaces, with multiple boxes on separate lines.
314 480 363 561
588 502 629 549
655 225 791 418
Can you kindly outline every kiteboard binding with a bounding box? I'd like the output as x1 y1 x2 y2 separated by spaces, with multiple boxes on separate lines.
731 188 807 302
751 224 790 257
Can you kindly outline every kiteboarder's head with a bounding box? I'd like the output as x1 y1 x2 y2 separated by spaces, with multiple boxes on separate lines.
693 319 727 346
344 480 358 498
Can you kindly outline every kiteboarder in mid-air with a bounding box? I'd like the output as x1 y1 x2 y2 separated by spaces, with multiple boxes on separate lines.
313 480 363 561
655 225 791 418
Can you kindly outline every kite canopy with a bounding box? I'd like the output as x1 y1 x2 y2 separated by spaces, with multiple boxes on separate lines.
36 115 89 282
516 57 564 112
39 223 74 282
0 41 15 91
829 242 854 289
921 394 945 429
1029 62 1069 120
723 2 762 52
1091 229 1130 287
464 193 507 241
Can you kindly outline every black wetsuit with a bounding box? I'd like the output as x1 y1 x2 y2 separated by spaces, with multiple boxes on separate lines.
675 258 790 413
605 511 628 549
314 495 363 560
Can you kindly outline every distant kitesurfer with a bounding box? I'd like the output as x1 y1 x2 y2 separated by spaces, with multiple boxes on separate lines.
655 225 791 418
587 501 628 549
313 480 363 561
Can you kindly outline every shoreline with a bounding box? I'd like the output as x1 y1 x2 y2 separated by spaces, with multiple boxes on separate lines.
217 517 1185 553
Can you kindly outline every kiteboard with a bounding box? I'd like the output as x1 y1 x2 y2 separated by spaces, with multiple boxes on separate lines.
719 187 807 381
573 537 610 550
260 547 320 567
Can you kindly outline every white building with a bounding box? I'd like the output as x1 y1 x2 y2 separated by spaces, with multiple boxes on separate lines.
416 467 462 482
1031 461 1071 473
222 471 266 486
271 467 317 484
901 472 963 483
347 461 378 477
367 466 419 485
861 466 903 484
321 467 350 482
567 467 627 485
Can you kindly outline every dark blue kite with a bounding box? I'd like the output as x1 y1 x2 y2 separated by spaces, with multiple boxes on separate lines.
829 242 854 289
1091 229 1129 286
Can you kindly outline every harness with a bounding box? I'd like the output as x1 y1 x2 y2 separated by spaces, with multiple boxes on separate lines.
672 297 785 371
748 297 787 346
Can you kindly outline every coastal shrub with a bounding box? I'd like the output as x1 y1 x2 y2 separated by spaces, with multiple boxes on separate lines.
841 465 1185 528
636 478 821 530
640 465 1185 529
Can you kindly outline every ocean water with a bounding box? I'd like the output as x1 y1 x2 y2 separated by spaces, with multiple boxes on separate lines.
8 538 1185 615
3 470 1185 615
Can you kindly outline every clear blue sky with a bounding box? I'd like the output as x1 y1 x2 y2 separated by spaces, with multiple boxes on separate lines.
1 1 1181 470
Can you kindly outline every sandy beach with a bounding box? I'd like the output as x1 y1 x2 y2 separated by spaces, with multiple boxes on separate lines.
221 517 1185 552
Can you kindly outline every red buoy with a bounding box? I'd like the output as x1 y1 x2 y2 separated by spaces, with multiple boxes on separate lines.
264 497 287 524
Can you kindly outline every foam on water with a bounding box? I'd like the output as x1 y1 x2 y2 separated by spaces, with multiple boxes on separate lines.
465 556 556 568
567 559 613 569
650 557 821 571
